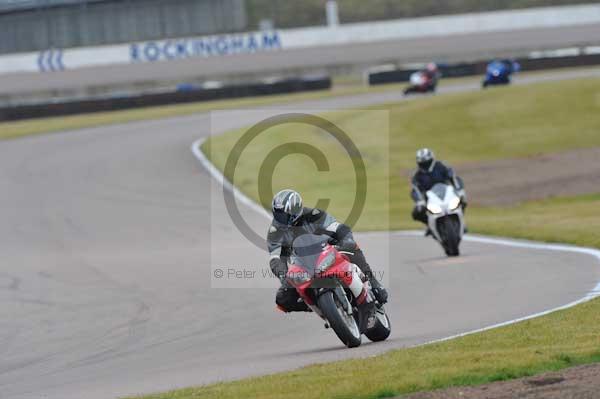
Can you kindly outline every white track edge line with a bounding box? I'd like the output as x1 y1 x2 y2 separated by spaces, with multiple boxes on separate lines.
393 231 600 345
191 138 600 348
191 137 270 219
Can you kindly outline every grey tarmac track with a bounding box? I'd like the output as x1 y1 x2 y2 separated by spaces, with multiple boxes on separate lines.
2 22 600 97
1 69 600 399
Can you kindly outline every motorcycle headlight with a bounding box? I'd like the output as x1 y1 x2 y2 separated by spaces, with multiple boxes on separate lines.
317 251 336 273
287 270 311 286
449 197 461 210
427 203 442 214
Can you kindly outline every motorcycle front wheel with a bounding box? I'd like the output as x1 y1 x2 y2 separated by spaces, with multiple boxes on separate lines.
439 217 461 257
318 291 362 348
365 306 391 342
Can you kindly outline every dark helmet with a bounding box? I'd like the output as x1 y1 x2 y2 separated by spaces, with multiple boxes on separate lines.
272 189 303 225
416 148 435 171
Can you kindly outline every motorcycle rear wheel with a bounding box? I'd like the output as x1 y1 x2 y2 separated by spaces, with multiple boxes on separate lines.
318 291 362 348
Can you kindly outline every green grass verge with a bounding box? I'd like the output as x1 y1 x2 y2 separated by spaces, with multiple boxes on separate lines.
469 194 600 249
133 297 600 399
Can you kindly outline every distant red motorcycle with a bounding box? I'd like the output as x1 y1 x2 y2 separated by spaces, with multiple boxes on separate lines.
403 71 437 95
286 234 391 348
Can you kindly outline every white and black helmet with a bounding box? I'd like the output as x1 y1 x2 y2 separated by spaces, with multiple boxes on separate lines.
416 148 435 170
272 189 303 225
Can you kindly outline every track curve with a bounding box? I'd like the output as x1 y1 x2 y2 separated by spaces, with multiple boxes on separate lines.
1 69 600 399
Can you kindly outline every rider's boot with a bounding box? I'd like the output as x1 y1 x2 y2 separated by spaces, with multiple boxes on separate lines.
276 285 311 312
369 276 388 304
356 291 377 333
349 249 388 304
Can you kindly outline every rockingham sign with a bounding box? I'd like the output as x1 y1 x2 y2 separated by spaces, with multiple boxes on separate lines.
1 3 600 76
129 31 282 63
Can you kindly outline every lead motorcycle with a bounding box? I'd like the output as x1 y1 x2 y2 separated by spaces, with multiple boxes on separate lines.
286 234 391 348
425 183 466 256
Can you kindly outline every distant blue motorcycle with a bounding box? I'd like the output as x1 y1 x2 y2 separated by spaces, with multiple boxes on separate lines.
482 59 520 88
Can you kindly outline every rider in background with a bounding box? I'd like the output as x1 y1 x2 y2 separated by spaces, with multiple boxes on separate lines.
267 189 388 312
410 148 466 227
423 62 441 89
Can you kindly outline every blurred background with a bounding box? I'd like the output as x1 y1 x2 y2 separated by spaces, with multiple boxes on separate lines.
1 0 600 117
2 0 597 51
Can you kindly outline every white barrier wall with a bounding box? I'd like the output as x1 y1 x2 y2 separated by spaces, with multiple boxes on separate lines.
282 3 600 48
1 3 600 76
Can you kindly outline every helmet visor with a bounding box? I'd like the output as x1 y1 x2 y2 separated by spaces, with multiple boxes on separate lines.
273 209 296 225
418 158 433 170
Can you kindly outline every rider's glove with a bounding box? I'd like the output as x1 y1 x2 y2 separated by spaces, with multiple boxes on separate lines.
416 200 426 213
456 189 467 207
326 237 339 246
340 238 357 251
269 257 288 284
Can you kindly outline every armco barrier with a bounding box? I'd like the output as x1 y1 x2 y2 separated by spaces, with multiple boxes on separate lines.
519 53 600 71
0 76 331 121
367 53 600 85
368 63 481 85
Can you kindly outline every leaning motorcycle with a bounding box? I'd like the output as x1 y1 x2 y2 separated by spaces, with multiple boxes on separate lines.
425 183 466 256
404 71 436 95
482 59 519 88
286 234 391 348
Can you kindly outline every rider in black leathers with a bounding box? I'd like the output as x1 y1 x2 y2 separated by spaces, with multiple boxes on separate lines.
268 189 388 312
411 148 466 225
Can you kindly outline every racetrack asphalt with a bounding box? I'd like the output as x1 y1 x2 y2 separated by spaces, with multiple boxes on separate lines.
1 68 600 399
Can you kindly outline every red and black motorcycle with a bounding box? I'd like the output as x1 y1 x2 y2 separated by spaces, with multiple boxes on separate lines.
403 71 437 95
286 234 391 348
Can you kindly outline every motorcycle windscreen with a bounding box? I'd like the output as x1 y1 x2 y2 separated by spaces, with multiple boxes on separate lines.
487 61 506 75
290 234 330 275
429 183 448 200
410 72 425 85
